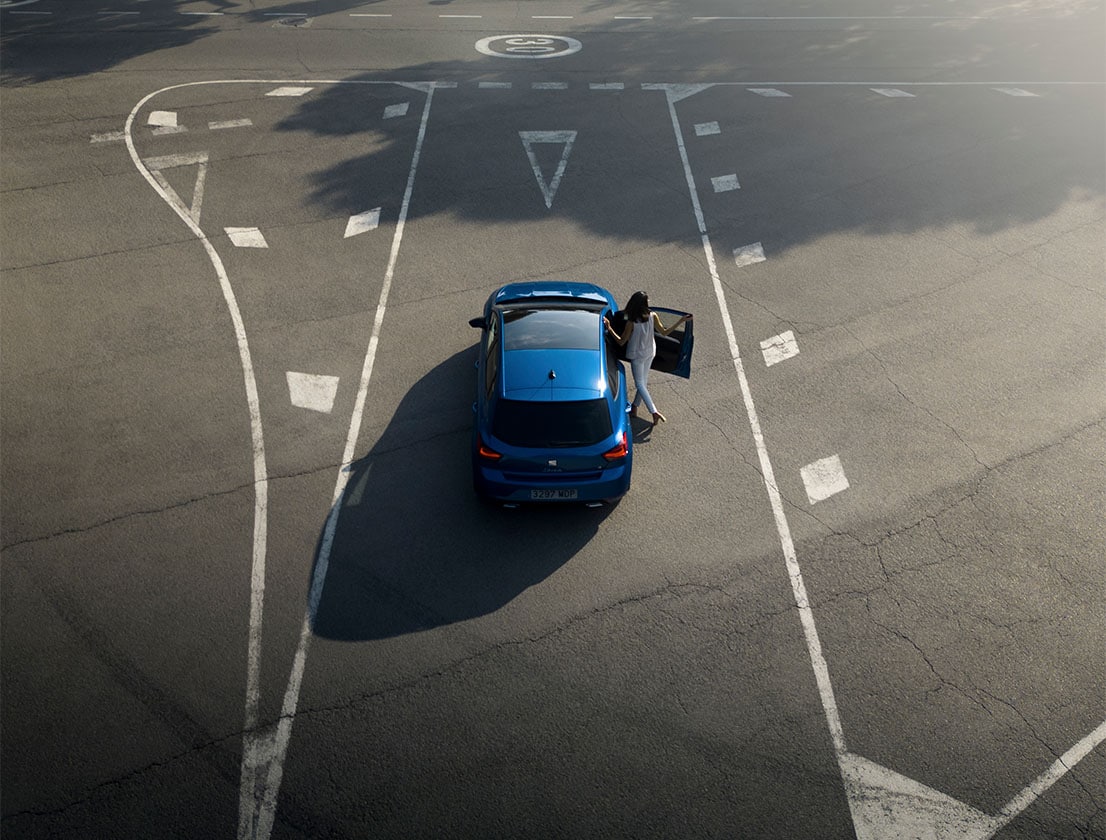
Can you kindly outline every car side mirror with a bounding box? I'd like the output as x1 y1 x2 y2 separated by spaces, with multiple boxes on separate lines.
469 317 487 330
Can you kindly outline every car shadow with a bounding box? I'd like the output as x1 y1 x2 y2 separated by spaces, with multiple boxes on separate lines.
310 345 612 642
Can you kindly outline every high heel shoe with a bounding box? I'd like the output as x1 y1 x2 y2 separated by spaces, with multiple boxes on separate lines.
652 411 666 425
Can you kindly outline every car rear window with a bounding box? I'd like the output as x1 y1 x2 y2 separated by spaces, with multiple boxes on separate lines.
492 399 613 448
502 309 600 351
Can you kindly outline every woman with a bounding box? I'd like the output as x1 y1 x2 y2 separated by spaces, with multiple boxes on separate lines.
604 291 691 426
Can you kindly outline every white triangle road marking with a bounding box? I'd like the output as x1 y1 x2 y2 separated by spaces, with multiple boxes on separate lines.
143 152 209 225
519 130 577 209
841 753 1000 840
287 372 340 413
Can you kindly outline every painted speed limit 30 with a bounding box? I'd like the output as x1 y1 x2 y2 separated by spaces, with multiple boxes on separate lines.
117 78 1104 840
475 34 582 59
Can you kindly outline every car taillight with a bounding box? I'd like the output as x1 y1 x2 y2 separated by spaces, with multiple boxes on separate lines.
603 432 628 461
477 438 502 460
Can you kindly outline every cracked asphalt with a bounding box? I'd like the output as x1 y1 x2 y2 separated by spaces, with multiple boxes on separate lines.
2 2 1104 838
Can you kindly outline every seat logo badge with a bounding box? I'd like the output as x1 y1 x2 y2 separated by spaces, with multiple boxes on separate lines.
548 460 558 466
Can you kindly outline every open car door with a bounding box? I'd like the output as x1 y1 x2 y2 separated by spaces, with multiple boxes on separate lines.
650 307 694 378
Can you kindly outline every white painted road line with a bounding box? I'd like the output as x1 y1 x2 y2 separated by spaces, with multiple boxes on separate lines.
90 130 125 143
995 87 1039 96
760 330 799 366
144 152 209 225
711 173 740 192
266 86 312 97
440 13 481 17
349 13 391 16
182 11 224 15
344 208 381 238
209 118 253 130
225 227 268 248
478 81 512 89
243 81 439 840
286 372 340 413
532 82 568 90
733 241 766 266
800 455 850 503
383 102 409 118
152 126 187 136
694 121 721 136
748 87 792 97
871 88 915 97
590 82 625 90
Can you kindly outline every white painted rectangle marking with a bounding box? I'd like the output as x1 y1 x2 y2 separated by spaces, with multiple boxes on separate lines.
712 174 740 192
287 372 340 413
694 121 721 136
152 126 188 136
733 242 766 267
350 13 392 16
533 15 573 18
614 15 653 19
748 88 791 97
479 82 512 89
90 131 125 144
532 82 568 90
801 455 850 504
182 11 224 15
209 118 253 130
440 14 481 17
871 88 915 97
225 227 268 248
266 86 313 97
383 102 410 118
760 330 799 367
344 208 381 238
147 110 178 128
590 83 625 90
995 87 1038 96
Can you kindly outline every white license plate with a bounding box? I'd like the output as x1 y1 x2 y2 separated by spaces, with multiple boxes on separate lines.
531 488 578 500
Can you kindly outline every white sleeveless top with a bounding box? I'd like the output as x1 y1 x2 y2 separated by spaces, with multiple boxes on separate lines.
626 318 655 361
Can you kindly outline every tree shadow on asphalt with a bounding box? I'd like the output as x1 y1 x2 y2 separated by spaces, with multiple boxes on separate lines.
310 345 612 641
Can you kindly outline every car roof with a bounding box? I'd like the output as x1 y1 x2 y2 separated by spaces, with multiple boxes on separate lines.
501 347 606 402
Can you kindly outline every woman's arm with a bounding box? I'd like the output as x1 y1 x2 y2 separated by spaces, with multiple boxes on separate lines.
654 312 692 336
604 316 632 346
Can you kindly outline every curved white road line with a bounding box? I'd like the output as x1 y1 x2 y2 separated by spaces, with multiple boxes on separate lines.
124 77 436 840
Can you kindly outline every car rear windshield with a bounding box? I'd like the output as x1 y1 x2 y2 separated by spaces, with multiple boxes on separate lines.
502 309 600 351
492 399 613 448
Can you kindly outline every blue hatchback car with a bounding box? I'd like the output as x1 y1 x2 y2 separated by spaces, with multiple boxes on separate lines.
469 281 693 506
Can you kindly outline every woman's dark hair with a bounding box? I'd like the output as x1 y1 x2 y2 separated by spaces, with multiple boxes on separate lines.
625 291 650 322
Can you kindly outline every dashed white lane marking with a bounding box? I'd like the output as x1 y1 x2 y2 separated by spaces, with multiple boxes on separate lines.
590 82 624 90
90 130 125 143
440 13 481 17
344 208 381 238
800 455 850 503
711 173 740 192
478 81 512 89
152 125 187 136
614 15 652 19
760 330 799 366
225 227 268 248
533 82 568 90
533 14 572 18
383 101 409 118
748 87 791 97
349 12 391 16
209 118 252 130
995 87 1039 96
733 241 766 266
183 11 223 15
147 110 178 127
266 86 312 97
286 372 340 413
871 87 915 97
694 121 721 136
519 130 577 209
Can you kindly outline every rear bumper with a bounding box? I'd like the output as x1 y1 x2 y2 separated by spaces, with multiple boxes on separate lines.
474 462 631 504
